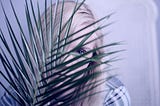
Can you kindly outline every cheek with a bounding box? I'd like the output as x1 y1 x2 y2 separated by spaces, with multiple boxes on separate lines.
64 54 92 75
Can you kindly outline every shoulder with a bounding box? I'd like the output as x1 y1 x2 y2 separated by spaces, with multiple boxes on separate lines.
104 77 131 106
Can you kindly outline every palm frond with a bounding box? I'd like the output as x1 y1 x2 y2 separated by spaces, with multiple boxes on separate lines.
0 0 121 105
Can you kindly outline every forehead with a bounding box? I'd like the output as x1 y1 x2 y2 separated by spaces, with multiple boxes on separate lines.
71 24 97 49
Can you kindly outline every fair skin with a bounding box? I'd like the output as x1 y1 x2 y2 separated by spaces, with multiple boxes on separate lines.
65 24 97 75
53 21 99 105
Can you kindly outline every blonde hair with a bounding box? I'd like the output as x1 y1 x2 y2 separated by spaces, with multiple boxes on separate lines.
38 1 106 106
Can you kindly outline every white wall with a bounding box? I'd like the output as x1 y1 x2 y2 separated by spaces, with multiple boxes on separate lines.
155 0 160 70
0 0 159 106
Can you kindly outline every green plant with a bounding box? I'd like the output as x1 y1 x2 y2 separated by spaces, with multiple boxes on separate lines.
0 0 121 105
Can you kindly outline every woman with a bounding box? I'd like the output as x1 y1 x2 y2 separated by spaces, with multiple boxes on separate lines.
0 1 130 106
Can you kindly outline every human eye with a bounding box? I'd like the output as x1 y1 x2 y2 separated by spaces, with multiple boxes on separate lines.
76 48 87 54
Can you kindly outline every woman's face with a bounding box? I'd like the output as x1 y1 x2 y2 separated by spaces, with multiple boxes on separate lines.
65 23 97 75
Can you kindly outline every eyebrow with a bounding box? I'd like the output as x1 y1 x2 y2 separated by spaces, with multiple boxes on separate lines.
82 46 93 51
